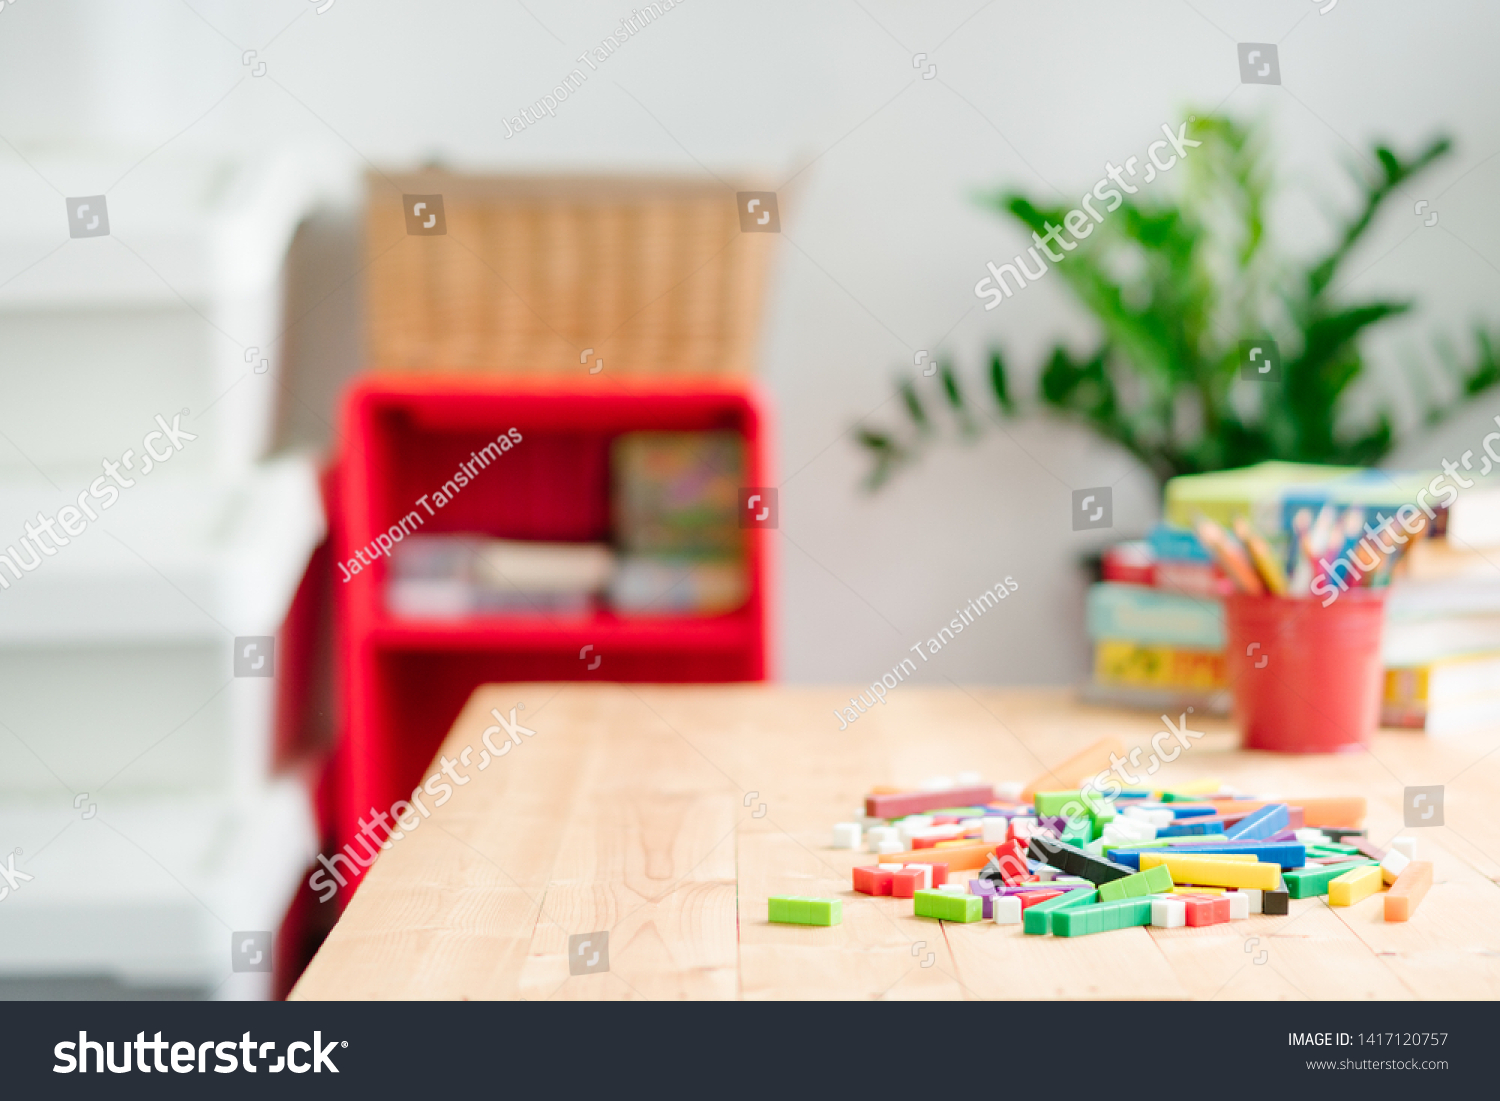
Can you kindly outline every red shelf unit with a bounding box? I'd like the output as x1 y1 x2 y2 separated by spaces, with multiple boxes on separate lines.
333 376 772 866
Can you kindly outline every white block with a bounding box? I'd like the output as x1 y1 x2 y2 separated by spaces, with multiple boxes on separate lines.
991 895 1022 924
1146 900 1182 930
1227 892 1250 920
956 770 983 786
911 824 965 843
1151 898 1185 928
981 817 1010 843
832 823 861 849
877 863 906 872
1240 888 1264 914
959 818 982 829
877 840 905 855
865 826 899 852
938 883 965 894
1381 848 1411 883
1391 836 1417 860
995 781 1024 802
1124 807 1173 828
1054 876 1090 885
1295 828 1330 844
905 864 933 890
920 776 955 791
1035 865 1060 881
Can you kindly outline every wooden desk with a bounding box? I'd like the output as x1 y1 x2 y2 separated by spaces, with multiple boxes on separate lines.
292 685 1500 1000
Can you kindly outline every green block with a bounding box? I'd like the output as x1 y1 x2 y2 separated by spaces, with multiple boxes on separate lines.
1283 860 1377 899
1308 843 1360 857
1097 863 1173 902
1023 887 1099 934
914 889 982 923
1060 817 1092 848
1033 791 1083 817
1053 897 1152 937
768 896 843 925
1088 807 1116 840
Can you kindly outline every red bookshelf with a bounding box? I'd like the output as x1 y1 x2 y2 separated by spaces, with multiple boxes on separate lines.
332 377 772 872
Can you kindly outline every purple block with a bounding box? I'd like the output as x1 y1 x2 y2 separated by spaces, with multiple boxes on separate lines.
1267 828 1297 842
968 878 996 896
994 882 1090 897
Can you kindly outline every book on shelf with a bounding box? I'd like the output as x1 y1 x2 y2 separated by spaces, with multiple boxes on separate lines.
1382 651 1500 734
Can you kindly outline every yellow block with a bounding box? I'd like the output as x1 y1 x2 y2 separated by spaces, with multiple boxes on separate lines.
1167 853 1256 862
1328 864 1383 907
1171 885 1224 895
1140 853 1279 889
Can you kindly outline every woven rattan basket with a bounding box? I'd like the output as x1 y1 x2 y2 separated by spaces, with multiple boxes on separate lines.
365 172 777 377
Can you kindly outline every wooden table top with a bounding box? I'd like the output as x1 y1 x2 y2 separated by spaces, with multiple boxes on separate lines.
292 684 1500 1000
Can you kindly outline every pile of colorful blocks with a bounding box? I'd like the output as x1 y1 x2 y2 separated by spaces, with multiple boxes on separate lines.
767 763 1432 931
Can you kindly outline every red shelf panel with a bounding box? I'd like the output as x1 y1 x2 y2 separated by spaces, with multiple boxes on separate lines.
330 376 772 888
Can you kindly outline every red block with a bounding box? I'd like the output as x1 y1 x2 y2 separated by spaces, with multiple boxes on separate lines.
913 836 939 849
891 868 925 898
992 840 1029 885
864 785 996 820
930 862 950 887
1182 896 1231 926
1017 889 1063 910
1008 820 1038 842
852 866 894 896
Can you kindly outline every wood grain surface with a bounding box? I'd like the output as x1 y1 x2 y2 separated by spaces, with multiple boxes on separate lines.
291 685 1500 1000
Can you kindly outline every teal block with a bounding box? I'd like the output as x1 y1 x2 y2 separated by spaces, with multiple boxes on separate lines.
1053 898 1152 937
1022 888 1099 935
768 896 842 925
914 889 982 923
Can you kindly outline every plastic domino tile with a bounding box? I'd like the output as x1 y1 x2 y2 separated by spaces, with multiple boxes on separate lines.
991 895 1022 924
1150 897 1186 928
1182 896 1231 926
852 866 894 896
1283 859 1377 899
1106 842 1307 870
1052 898 1153 937
768 897 842 925
1032 791 1082 817
1383 861 1432 922
1223 803 1289 841
1327 864 1382 907
866 785 995 819
1226 891 1250 920
1157 820 1226 838
1024 836 1135 885
891 868 925 899
914 888 983 923
1023 887 1099 934
1139 853 1280 889
1097 863 1174 902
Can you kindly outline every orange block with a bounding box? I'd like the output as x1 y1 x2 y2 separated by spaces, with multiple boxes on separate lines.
1021 736 1126 800
1384 860 1432 922
1211 797 1367 827
878 842 991 870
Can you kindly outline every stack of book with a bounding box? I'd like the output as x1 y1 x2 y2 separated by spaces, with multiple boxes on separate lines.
1083 525 1231 714
1152 462 1500 735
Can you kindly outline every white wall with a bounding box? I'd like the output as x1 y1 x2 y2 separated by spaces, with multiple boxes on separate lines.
2 0 1498 686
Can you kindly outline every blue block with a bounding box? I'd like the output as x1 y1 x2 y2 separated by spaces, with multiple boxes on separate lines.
1157 820 1226 838
1103 841 1307 870
1168 805 1220 819
1224 803 1289 841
